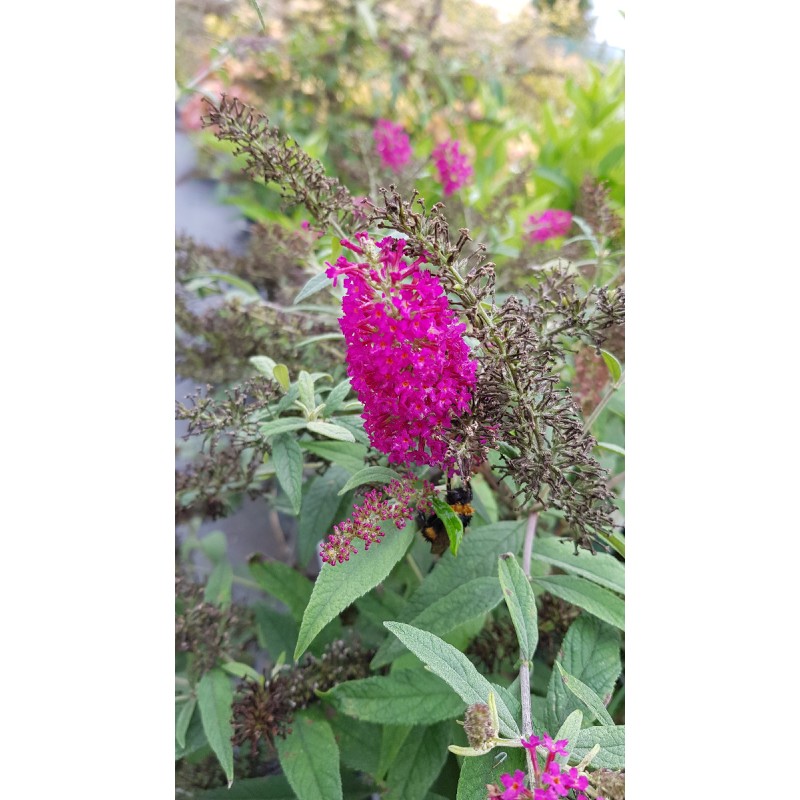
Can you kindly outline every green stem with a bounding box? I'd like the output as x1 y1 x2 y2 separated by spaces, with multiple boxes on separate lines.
405 553 425 584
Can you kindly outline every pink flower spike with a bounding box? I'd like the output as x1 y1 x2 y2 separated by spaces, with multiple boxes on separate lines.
499 770 527 800
563 768 588 791
533 789 557 800
373 119 412 172
526 209 573 242
432 139 473 196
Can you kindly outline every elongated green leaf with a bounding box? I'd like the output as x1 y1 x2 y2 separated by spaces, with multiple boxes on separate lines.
371 522 526 669
386 722 450 800
276 710 342 800
204 562 232 607
196 669 234 786
600 349 622 384
297 467 352 566
198 774 294 800
378 725 411 781
430 495 464 556
221 660 263 685
273 364 290 392
297 371 316 410
175 696 196 749
254 604 299 660
329 416 370 444
297 332 344 348
306 421 356 442
570 726 625 769
271 433 304 514
554 709 583 766
371 577 503 668
260 417 307 438
295 524 411 659
338 465 401 495
175 701 207 759
322 669 466 725
250 355 277 378
498 554 538 662
596 441 625 457
202 271 259 296
295 270 333 304
329 716 382 777
249 557 313 622
545 614 621 732
554 661 614 726
322 379 352 415
299 440 367 474
383 622 519 737
531 536 624 594
456 749 526 800
534 575 624 630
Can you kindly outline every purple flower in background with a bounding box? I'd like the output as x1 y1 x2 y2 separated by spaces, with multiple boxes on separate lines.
526 209 573 242
326 234 477 471
373 119 412 171
432 139 473 196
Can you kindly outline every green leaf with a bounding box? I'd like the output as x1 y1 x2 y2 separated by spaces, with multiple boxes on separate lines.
196 669 234 786
383 622 520 737
276 710 342 800
247 0 266 32
271 433 304 514
386 722 450 800
378 725 412 781
250 355 277 378
297 370 316 410
570 725 625 769
295 271 333 304
299 440 368 474
297 332 344 348
533 575 624 630
600 349 622 384
175 696 196 749
254 604 299 660
554 709 583 766
322 379 352 415
531 536 624 594
221 660 263 684
596 441 625 457
371 577 503 668
329 716 382 777
197 774 295 799
554 661 615 726
175 700 207 759
273 364 290 392
202 271 259 296
337 465 402 495
545 614 621 732
372 522 526 666
249 557 313 622
259 418 307 438
329 416 370 444
322 669 466 725
430 495 464 556
306 421 357 442
456 749 526 800
498 554 538 663
197 531 227 564
295 523 411 659
297 466 352 567
203 562 233 607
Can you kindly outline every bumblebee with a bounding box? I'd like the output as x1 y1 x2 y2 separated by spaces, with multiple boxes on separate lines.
418 480 475 555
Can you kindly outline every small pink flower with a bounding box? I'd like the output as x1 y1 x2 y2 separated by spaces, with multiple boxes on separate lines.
533 790 557 800
541 733 569 757
373 119 412 171
562 768 588 792
521 734 541 751
541 763 569 797
526 209 573 242
432 139 473 196
499 771 527 800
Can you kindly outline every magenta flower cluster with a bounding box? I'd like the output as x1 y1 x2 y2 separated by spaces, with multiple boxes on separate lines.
526 210 573 242
326 234 477 470
432 139 473 196
487 733 605 800
319 477 435 566
373 119 412 171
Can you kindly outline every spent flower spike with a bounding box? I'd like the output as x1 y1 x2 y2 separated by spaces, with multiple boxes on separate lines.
526 210 573 242
326 234 477 471
373 119 412 171
432 139 473 196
